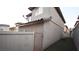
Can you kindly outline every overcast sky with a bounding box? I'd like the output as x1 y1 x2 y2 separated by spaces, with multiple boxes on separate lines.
0 0 79 28
0 0 31 27
60 7 79 28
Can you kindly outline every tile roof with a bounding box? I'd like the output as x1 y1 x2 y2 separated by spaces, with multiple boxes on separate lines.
19 17 51 27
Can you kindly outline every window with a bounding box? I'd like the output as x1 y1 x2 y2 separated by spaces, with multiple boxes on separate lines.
35 8 43 16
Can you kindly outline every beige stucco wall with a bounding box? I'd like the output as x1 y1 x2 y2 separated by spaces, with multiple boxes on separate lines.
19 20 64 50
43 21 63 49
31 7 64 28
31 7 51 21
40 7 64 49
50 8 64 28
31 8 44 21
19 23 43 33
18 7 65 50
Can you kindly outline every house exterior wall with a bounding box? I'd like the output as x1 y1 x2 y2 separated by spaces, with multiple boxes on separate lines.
0 26 9 31
18 7 65 50
49 8 64 28
30 7 65 49
0 32 34 51
19 23 43 33
43 21 63 49
31 7 64 28
31 7 51 21
72 25 79 50
62 26 70 38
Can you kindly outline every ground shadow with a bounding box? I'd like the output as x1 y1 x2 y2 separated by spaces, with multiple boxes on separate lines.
44 37 77 51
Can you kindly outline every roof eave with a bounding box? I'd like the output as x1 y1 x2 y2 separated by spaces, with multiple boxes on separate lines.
26 13 32 17
54 7 66 23
28 7 38 11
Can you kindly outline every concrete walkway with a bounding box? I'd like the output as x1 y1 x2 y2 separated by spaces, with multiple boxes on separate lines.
44 37 77 51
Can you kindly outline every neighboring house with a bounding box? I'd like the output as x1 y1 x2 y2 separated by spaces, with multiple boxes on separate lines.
9 22 24 32
19 7 66 50
0 24 10 31
9 27 16 32
74 21 79 28
15 22 24 32
72 16 79 50
70 28 73 38
64 25 70 33
63 25 70 38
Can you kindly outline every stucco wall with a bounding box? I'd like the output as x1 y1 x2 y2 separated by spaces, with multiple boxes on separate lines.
0 32 34 51
18 7 65 50
19 23 43 33
34 33 43 51
19 24 44 50
43 21 64 49
49 8 64 28
62 32 70 38
31 7 64 28
31 7 50 21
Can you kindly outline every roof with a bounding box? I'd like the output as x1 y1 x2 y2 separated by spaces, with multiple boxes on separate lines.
64 25 68 29
74 21 79 30
0 24 9 27
74 16 79 26
19 17 51 27
28 7 38 11
74 21 79 26
15 22 25 25
54 7 66 23
26 13 32 17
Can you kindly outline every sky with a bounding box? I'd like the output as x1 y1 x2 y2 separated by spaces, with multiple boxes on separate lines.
0 0 79 28
60 7 79 28
0 0 31 27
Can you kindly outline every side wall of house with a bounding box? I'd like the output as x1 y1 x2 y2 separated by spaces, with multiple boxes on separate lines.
31 7 64 28
72 25 79 50
42 8 64 49
49 8 64 28
43 21 63 49
29 7 65 50
31 7 51 21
